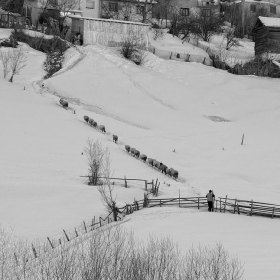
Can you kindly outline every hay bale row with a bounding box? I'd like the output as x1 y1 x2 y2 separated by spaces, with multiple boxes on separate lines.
84 115 106 133
83 115 179 179
124 145 179 180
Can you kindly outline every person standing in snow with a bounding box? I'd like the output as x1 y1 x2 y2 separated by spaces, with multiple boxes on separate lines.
206 190 215 212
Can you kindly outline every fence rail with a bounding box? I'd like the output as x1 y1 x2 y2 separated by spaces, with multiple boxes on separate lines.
22 194 279 267
148 45 213 66
218 196 280 218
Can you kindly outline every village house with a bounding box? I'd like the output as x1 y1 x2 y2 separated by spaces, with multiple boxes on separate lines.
173 0 220 18
223 0 280 17
252 16 280 55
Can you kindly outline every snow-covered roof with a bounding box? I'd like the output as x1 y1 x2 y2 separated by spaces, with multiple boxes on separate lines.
71 16 151 26
259 16 280 27
229 0 275 5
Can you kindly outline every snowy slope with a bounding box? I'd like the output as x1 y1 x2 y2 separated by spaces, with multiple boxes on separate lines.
1 27 280 279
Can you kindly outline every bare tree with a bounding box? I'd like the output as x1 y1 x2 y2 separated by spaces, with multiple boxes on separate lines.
192 10 222 42
8 47 27 83
224 27 239 50
38 0 81 38
84 139 110 186
0 50 11 78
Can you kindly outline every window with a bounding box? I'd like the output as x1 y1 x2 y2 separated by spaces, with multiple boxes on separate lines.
49 0 58 6
136 5 145 15
86 0 95 9
109 2 118 12
202 8 210 17
270 5 276 14
180 8 189 16
250 4 256 12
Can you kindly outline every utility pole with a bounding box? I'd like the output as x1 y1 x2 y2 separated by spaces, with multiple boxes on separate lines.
241 0 245 38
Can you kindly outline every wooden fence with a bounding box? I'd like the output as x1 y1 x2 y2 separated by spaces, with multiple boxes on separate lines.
22 195 279 265
148 45 213 66
218 196 280 219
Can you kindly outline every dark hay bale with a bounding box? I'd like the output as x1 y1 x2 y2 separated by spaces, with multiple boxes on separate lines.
148 158 154 166
84 115 89 122
160 164 167 174
140 154 147 162
125 145 130 152
113 135 118 143
134 150 140 158
92 121 97 127
59 98 68 108
88 118 94 125
99 125 106 133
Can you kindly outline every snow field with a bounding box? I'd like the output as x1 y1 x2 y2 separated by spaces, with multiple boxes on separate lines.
1 27 280 279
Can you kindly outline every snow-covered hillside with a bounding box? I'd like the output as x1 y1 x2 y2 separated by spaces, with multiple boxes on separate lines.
1 28 280 279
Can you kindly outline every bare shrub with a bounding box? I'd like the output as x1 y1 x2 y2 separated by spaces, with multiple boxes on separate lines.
119 34 146 65
192 11 222 42
183 243 244 280
152 28 165 41
84 139 110 185
0 226 245 280
8 47 27 83
131 49 147 66
224 28 239 50
0 50 11 78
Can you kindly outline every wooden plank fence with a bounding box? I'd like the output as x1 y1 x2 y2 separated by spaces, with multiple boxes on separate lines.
218 197 280 219
22 195 279 266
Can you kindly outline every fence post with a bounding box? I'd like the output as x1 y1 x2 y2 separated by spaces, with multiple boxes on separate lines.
160 199 161 207
156 183 160 197
14 253 19 266
179 190 180 208
47 237 54 249
224 195 228 213
145 180 147 191
83 221 87 233
198 197 200 209
92 216 95 230
32 244 37 258
99 217 102 227
63 230 70 242
203 57 206 65
234 199 237 214
124 176 127 188
152 179 154 192
250 200 253 216
237 204 240 214
272 207 275 219
220 197 221 212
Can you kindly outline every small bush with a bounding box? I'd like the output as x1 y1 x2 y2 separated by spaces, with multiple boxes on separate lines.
0 36 18 48
11 30 69 54
152 27 165 41
119 35 146 65
44 51 64 79
209 52 280 78
230 57 280 78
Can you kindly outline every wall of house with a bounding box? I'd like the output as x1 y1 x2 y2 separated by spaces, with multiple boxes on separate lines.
244 2 279 17
80 0 100 18
101 1 153 22
82 17 150 47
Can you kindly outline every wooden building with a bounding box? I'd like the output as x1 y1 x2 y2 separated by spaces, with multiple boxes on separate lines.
70 16 150 47
253 16 280 56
